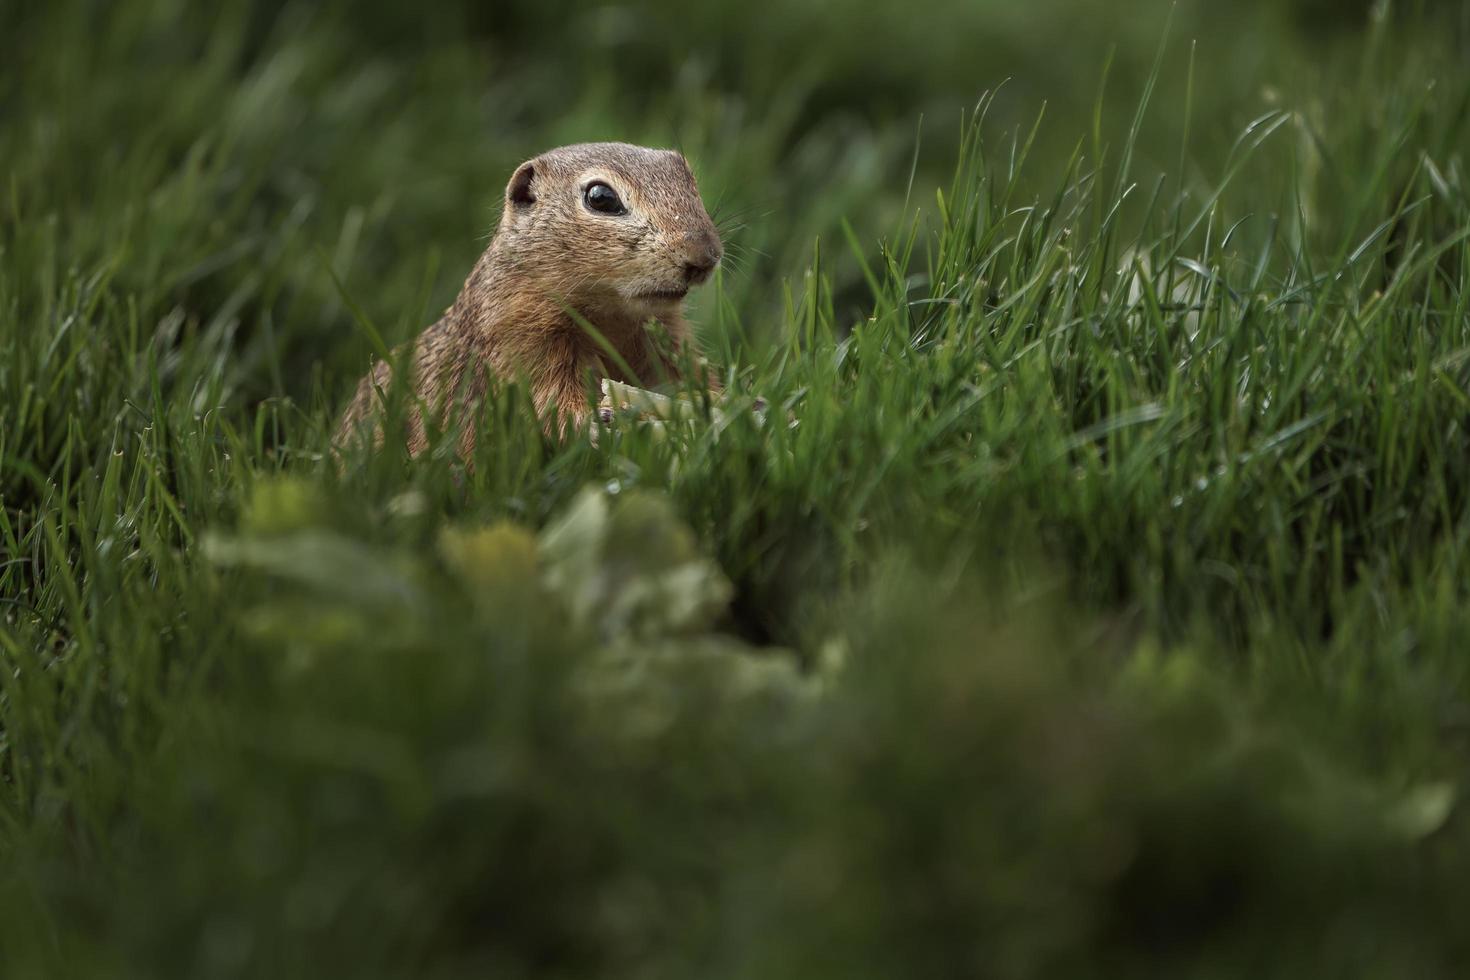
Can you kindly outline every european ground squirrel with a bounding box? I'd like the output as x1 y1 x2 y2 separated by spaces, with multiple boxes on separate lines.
335 142 723 457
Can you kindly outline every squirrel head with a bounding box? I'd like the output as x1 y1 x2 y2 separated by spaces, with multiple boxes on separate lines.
494 142 723 318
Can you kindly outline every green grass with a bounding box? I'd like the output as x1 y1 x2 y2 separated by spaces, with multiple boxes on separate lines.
3 0 1470 976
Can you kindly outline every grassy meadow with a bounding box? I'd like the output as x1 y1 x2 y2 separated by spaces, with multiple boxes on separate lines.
4 0 1470 975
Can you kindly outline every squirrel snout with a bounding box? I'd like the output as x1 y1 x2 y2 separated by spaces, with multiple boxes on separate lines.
683 260 715 285
681 234 723 285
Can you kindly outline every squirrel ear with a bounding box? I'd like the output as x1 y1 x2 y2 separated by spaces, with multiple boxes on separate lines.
507 161 537 206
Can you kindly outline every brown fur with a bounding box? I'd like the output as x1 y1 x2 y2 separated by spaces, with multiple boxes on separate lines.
335 142 723 458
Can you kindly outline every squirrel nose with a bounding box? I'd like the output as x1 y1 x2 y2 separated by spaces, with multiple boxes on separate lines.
681 234 722 285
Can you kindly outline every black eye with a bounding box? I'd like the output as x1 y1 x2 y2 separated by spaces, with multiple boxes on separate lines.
583 182 626 215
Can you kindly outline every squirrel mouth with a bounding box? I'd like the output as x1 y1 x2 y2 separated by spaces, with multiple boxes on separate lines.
636 287 689 302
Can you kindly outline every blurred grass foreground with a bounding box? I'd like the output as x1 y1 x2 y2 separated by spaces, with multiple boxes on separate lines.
4 0 1470 976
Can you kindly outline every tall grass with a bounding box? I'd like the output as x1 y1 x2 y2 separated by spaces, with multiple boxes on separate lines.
3 0 1470 976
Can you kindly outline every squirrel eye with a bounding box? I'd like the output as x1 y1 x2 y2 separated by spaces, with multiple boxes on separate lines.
583 182 626 215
